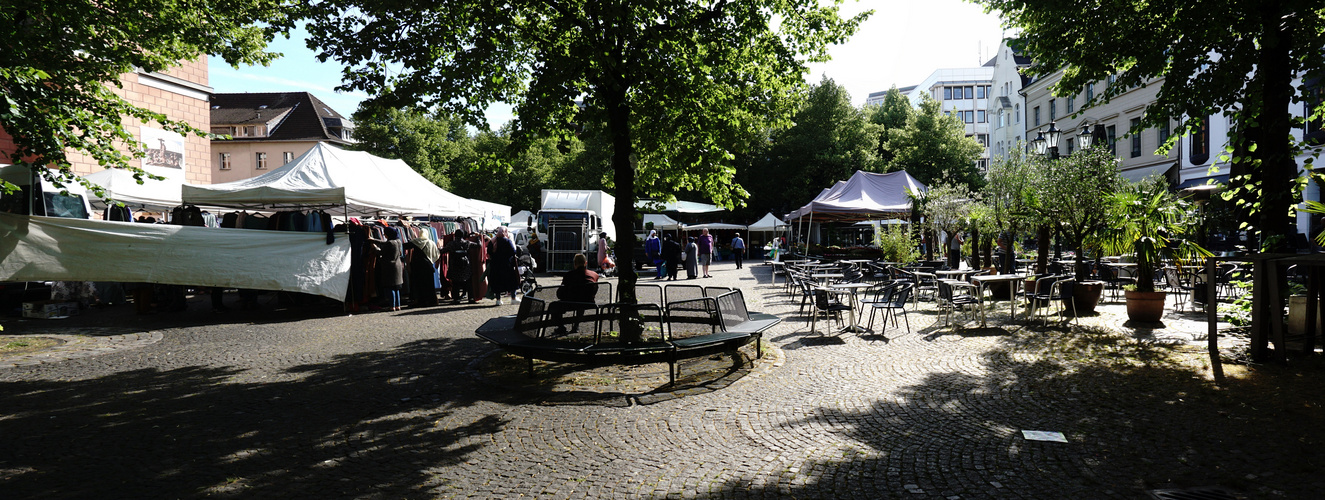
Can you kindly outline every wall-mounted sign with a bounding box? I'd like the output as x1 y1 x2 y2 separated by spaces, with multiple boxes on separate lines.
141 127 185 169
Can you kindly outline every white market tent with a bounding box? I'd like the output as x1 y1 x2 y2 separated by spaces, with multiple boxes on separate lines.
182 142 482 217
684 223 746 231
786 170 925 252
510 210 535 229
635 199 724 213
787 170 925 221
82 166 183 210
644 213 684 231
468 198 511 231
747 212 787 233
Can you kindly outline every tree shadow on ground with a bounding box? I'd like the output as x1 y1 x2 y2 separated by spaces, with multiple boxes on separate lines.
710 325 1325 499
0 337 517 499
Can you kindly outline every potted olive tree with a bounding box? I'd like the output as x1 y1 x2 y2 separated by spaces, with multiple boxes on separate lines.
1038 147 1121 313
1103 176 1211 322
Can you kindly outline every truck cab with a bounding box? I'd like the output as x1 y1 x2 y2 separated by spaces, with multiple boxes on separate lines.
535 190 616 272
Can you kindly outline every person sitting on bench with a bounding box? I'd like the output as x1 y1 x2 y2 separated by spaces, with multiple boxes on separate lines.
550 253 600 334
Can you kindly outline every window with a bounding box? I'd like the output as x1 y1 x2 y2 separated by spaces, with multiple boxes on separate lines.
964 110 975 123
256 152 268 170
240 125 257 137
977 110 986 123
1106 125 1117 154
1086 83 1095 102
1190 117 1210 164
1066 96 1075 113
975 158 988 172
976 134 989 146
1130 118 1142 157
999 112 1005 127
1049 100 1056 121
1034 106 1041 126
1307 80 1324 144
1107 74 1117 88
283 151 295 165
218 153 231 170
944 87 953 100
1065 138 1075 155
1158 120 1171 145
965 86 974 99
977 85 986 99
1015 104 1021 123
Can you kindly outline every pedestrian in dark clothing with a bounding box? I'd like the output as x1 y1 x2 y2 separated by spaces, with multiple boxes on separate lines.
488 227 519 306
662 233 682 281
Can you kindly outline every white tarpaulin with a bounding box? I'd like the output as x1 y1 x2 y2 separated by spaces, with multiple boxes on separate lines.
685 223 746 231
182 142 480 217
82 166 183 210
0 213 353 300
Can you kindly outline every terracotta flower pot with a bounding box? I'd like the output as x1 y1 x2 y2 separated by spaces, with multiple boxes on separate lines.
1125 290 1167 322
1072 281 1104 313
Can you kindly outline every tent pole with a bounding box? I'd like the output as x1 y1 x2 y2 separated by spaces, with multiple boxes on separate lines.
805 212 814 257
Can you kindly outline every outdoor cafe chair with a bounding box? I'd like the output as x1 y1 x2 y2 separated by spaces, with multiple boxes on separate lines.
866 282 913 334
808 288 852 334
1164 267 1197 313
936 279 982 327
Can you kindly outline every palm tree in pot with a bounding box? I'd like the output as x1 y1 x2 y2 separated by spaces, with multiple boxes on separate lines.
1103 176 1211 322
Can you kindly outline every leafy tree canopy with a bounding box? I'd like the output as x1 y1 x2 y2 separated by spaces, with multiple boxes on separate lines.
887 94 985 189
758 77 882 212
976 0 1325 251
0 0 295 192
865 86 914 166
350 106 472 190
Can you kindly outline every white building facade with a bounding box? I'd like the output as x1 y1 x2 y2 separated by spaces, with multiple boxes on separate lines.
906 66 996 172
987 40 1032 166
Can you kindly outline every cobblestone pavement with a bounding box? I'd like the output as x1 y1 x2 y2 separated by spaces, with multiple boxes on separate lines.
0 262 1319 499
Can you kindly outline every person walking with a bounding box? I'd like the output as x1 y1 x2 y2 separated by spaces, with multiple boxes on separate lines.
948 231 964 269
731 232 746 269
662 233 682 281
697 228 715 278
684 236 699 279
645 230 664 280
488 227 520 306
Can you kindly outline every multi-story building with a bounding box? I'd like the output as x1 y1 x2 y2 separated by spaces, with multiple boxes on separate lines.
987 40 1033 166
1022 70 1179 183
906 66 996 172
1 58 215 185
209 92 355 183
864 86 915 106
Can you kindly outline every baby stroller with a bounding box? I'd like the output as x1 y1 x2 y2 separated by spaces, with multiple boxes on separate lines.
517 252 538 297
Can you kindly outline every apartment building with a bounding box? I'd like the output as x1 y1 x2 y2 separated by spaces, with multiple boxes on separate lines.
987 40 1033 165
209 92 355 183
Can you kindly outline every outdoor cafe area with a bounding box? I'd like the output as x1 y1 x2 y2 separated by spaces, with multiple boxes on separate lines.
769 253 1252 338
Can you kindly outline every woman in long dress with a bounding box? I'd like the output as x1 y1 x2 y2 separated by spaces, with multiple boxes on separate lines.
684 237 699 279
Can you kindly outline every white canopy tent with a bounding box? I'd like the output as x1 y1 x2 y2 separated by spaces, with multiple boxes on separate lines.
684 223 746 231
644 213 684 231
787 170 926 254
468 198 511 231
182 142 483 217
747 212 787 233
635 199 724 213
510 210 535 229
82 166 183 210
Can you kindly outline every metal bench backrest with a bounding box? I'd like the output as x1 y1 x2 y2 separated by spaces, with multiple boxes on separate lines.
597 302 667 342
665 296 721 338
516 296 549 337
664 284 705 304
635 283 664 309
592 281 613 305
704 286 733 297
528 285 559 302
714 290 750 330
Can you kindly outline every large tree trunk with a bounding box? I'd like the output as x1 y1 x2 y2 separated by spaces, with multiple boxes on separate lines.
606 81 642 343
1255 0 1298 253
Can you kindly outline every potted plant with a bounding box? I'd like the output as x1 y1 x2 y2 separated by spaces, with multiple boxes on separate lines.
1103 176 1211 322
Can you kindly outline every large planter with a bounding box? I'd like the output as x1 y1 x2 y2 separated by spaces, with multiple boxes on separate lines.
1072 281 1104 313
1287 295 1324 335
1125 290 1167 322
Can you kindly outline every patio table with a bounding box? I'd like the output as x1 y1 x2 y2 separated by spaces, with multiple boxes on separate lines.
971 273 1027 327
828 282 875 333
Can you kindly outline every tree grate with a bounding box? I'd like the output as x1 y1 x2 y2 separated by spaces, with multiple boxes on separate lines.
1146 486 1241 500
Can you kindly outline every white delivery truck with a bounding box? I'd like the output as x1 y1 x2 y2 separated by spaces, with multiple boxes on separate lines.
535 190 616 272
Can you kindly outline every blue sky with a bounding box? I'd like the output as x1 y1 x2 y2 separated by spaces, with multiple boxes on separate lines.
209 1 1005 130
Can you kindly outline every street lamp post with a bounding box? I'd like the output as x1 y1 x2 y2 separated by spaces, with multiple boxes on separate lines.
1036 122 1064 258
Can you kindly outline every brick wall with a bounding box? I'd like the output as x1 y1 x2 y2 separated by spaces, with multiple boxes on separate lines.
0 57 212 185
